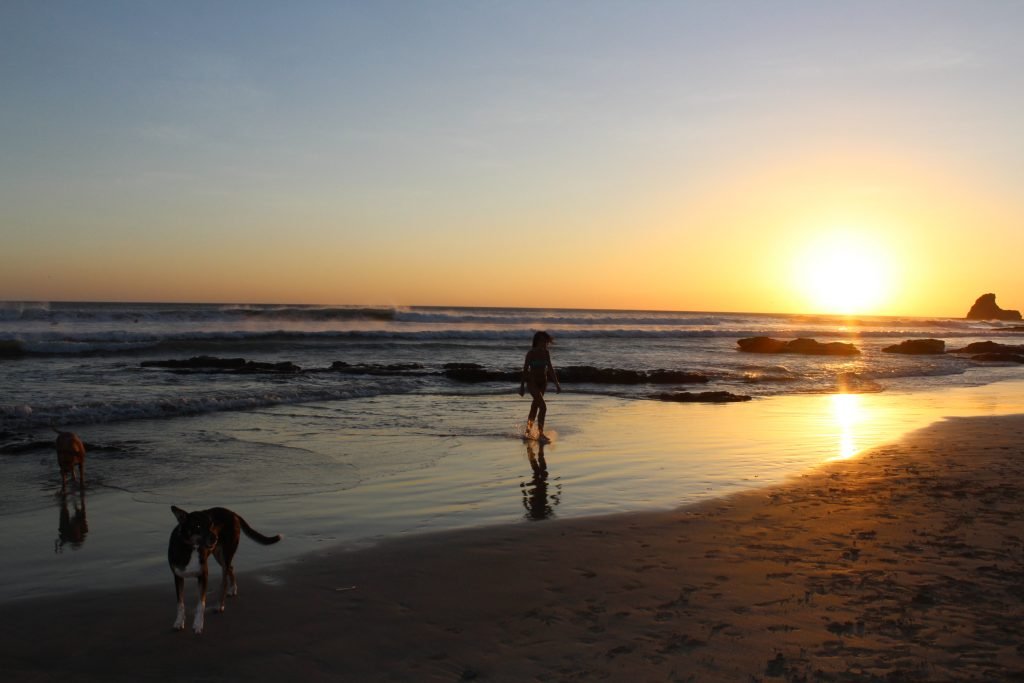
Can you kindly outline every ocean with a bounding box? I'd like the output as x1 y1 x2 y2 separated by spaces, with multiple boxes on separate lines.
4 301 1021 428
3 301 1024 601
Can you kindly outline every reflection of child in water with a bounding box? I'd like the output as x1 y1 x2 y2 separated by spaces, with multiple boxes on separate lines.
519 331 561 441
522 441 557 520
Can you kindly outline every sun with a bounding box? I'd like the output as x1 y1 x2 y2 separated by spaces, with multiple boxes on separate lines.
795 231 892 315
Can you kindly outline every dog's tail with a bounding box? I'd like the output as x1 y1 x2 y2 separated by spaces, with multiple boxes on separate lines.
239 516 283 545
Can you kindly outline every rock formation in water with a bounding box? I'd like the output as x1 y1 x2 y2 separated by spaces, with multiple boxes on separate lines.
965 293 1022 321
737 337 860 356
141 356 300 373
949 341 1024 354
947 341 1024 363
442 363 709 385
651 391 751 403
882 339 946 355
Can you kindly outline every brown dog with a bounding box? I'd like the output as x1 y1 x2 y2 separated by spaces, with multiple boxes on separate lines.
53 428 85 494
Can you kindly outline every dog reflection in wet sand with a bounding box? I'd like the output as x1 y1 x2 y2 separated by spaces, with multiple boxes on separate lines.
54 491 89 553
521 441 561 520
168 506 282 635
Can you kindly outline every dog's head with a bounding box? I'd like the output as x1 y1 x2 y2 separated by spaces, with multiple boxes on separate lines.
171 506 218 550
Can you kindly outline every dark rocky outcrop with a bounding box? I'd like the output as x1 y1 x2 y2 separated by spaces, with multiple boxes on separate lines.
882 339 946 355
328 361 428 376
737 337 788 353
966 293 1022 321
442 363 709 385
946 341 1024 363
141 356 300 373
0 340 26 358
652 391 751 403
443 364 519 383
737 337 860 356
142 356 248 370
234 360 302 374
558 366 709 385
949 341 1024 354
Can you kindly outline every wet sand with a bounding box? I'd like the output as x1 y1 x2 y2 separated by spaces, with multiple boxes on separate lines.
4 413 1024 681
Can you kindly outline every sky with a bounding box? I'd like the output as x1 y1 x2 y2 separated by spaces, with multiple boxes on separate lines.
2 1 1023 317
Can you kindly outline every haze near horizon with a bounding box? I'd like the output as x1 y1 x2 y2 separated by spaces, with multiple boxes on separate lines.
2 2 1023 317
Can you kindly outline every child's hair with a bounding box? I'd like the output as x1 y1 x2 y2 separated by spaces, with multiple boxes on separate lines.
532 331 554 348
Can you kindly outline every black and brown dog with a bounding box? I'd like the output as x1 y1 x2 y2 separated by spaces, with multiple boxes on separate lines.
168 506 282 634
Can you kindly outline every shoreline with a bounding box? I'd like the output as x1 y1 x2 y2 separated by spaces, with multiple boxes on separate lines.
6 378 1024 606
4 412 1024 680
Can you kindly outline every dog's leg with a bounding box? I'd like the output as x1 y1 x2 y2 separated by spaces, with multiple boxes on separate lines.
192 571 207 634
173 575 186 631
218 562 230 612
215 556 237 611
213 543 238 610
77 460 84 489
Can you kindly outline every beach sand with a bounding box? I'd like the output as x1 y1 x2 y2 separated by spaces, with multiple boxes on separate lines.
3 414 1024 681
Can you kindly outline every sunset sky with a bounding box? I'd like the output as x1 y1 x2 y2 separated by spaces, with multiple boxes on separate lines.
2 2 1022 316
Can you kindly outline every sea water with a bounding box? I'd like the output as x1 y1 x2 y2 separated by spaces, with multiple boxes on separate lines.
2 302 1024 600
3 302 1020 428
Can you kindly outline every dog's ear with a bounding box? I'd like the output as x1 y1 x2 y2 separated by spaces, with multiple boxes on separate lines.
171 506 188 524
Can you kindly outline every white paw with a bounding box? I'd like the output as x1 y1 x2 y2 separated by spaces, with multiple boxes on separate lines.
174 605 186 630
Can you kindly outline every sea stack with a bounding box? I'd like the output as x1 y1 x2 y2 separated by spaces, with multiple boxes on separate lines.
965 293 1022 321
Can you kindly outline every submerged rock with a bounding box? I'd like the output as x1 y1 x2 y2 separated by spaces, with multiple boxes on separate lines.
882 339 946 355
140 356 301 373
652 391 751 403
737 337 860 356
234 360 301 374
965 293 1022 321
443 363 519 383
970 352 1024 364
328 361 428 375
141 356 247 370
0 340 26 358
558 366 709 385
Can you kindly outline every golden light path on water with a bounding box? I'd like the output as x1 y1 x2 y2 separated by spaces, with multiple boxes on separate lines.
515 377 1024 516
820 379 1024 463
831 393 867 461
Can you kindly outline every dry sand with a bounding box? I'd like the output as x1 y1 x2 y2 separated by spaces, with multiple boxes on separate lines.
3 414 1024 682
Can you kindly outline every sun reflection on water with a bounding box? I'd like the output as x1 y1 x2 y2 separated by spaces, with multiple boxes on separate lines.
831 393 865 460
